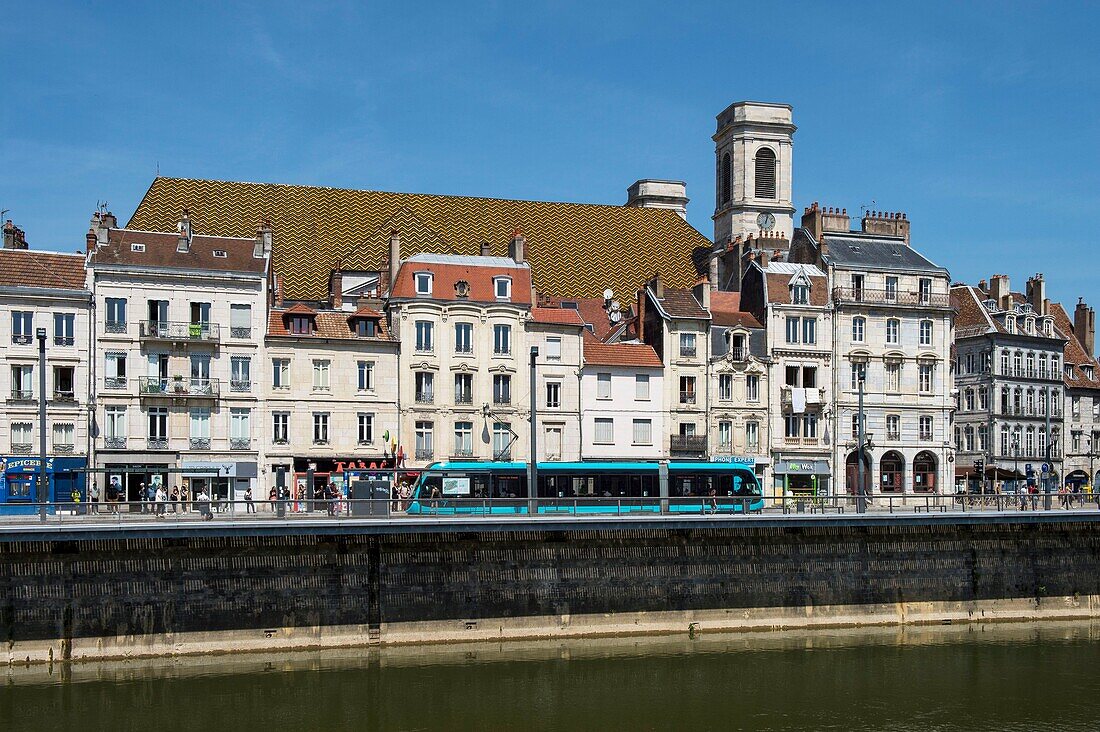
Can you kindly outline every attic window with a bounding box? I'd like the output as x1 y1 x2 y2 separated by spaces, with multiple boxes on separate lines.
414 272 433 296
289 316 313 335
354 318 377 338
131 243 145 252
454 280 470 298
790 283 809 305
561 301 579 310
213 250 228 258
494 276 512 301
983 299 997 312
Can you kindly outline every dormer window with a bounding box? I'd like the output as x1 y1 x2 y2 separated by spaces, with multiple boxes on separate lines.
354 318 377 338
213 250 228 258
984 299 997 312
1025 317 1035 334
1005 316 1016 333
1084 365 1095 380
494 276 512 301
414 272 433 296
791 284 809 305
290 316 312 335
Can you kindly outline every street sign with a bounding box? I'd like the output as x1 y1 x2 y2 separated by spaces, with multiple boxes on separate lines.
1041 463 1050 474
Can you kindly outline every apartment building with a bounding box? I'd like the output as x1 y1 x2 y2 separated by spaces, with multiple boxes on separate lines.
1052 298 1100 489
527 304 585 461
952 274 1066 490
791 206 954 497
638 277 711 459
86 211 269 503
707 290 770 483
579 335 665 460
741 259 833 495
0 222 91 507
264 271 400 498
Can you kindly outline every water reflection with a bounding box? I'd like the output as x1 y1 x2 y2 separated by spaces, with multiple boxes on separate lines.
5 621 1100 731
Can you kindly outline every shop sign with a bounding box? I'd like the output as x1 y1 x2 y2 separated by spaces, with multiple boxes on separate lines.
712 456 756 467
1 457 55 473
778 460 828 475
334 459 393 473
181 461 234 477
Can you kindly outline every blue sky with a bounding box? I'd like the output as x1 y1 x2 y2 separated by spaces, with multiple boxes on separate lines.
3 1 1099 307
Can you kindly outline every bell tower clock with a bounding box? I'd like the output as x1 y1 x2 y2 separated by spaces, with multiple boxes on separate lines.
712 101 796 246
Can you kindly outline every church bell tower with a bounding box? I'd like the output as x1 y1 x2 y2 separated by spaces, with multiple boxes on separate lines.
712 101 796 246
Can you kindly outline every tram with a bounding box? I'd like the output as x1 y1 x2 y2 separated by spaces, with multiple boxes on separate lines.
405 460 763 515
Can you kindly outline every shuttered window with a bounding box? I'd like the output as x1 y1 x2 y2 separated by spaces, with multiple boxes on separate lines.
754 148 776 199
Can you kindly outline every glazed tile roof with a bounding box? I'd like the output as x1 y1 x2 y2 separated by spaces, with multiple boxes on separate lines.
127 177 712 301
710 290 763 329
582 332 662 367
89 228 266 274
1051 302 1100 390
0 249 87 290
268 307 390 340
390 254 533 304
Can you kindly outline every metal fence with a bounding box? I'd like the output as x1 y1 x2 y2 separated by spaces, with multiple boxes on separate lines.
3 491 1099 525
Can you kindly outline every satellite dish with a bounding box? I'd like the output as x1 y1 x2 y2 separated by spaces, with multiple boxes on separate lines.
602 288 614 301
609 310 622 323
610 300 621 312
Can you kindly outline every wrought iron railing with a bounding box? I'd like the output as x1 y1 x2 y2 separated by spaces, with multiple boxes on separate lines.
138 377 220 397
230 327 251 339
230 380 251 393
54 336 75 346
415 392 434 404
11 334 32 345
189 438 211 450
11 443 32 454
54 444 75 454
52 391 77 403
139 320 220 342
104 437 127 449
9 390 34 401
832 287 950 307
104 321 127 334
147 438 169 450
230 438 251 450
679 391 697 404
415 448 434 460
103 377 127 390
670 434 706 453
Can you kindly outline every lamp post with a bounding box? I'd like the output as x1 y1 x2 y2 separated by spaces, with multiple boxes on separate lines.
37 327 48 522
1012 433 1020 494
528 346 539 516
856 368 868 513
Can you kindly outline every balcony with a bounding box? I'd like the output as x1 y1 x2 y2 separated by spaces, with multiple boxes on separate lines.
230 326 252 339
104 437 127 450
138 376 220 399
455 393 473 405
230 438 251 451
147 438 169 450
11 443 32 454
11 334 32 345
670 434 707 455
452 447 475 459
104 321 127 335
415 448 434 460
728 346 747 361
54 336 74 347
139 320 220 344
230 379 251 393
54 444 75 455
189 437 211 450
782 436 821 447
51 391 77 405
415 392 435 404
8 389 35 403
679 391 697 405
832 287 950 308
103 377 128 390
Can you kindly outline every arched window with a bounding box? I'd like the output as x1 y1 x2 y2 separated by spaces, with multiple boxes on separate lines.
754 147 777 199
880 451 905 493
913 451 937 493
720 152 731 204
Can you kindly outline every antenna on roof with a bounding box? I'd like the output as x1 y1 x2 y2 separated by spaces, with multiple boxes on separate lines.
602 288 614 302
609 310 622 324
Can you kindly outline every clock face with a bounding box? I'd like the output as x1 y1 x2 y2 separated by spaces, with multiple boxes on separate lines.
757 212 776 231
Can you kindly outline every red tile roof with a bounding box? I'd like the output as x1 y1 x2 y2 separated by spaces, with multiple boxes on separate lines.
582 332 662 367
268 308 390 340
710 290 763 329
0 249 87 290
1051 302 1100 390
951 285 995 336
391 256 533 304
541 295 620 339
90 228 266 274
530 307 586 326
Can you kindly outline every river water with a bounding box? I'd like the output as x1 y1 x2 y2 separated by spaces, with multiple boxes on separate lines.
4 622 1099 731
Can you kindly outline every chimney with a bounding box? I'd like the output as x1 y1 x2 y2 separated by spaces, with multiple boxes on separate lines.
800 202 823 240
89 210 112 247
977 278 988 293
508 229 526 263
1075 298 1096 357
988 274 1011 310
177 209 192 253
273 273 284 306
3 220 28 249
651 271 664 298
692 279 711 312
254 219 272 259
1025 273 1047 316
480 240 492 257
626 179 688 219
860 210 910 244
821 206 850 235
86 229 97 255
331 270 344 309
758 248 771 268
636 288 646 342
387 230 401 292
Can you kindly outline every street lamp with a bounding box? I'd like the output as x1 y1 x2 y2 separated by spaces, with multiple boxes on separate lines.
36 327 47 522
528 346 539 516
855 368 873 513
1012 433 1020 494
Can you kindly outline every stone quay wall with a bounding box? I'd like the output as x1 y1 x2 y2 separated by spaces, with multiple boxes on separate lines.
3 515 1100 663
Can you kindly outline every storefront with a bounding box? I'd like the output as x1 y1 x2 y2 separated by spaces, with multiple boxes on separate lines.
181 460 258 503
285 456 396 502
0 456 87 514
773 459 831 496
103 460 171 506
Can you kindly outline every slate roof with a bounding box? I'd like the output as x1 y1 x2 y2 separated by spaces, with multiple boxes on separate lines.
582 332 662 368
126 177 712 301
1051 302 1100 390
0 249 87 290
89 227 266 274
650 287 709 320
821 234 948 274
267 307 390 340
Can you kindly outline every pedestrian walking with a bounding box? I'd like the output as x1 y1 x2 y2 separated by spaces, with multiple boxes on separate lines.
245 485 256 513
89 481 100 514
155 484 167 517
138 482 147 513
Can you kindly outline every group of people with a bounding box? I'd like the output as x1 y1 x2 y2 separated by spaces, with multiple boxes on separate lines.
85 480 220 519
267 481 346 515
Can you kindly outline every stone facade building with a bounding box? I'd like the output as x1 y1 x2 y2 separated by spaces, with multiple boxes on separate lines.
0 223 92 506
86 211 269 503
951 274 1066 491
1052 298 1100 488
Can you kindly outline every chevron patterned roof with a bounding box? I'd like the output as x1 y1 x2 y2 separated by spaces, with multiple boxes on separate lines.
126 177 711 301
